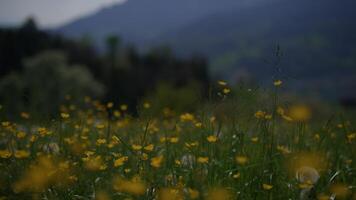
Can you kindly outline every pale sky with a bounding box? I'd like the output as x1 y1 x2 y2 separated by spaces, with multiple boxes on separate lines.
0 0 126 28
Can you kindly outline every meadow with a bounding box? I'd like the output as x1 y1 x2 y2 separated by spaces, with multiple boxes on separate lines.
0 80 355 200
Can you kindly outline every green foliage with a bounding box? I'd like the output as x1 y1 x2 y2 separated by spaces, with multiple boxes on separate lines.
0 51 105 119
144 82 203 115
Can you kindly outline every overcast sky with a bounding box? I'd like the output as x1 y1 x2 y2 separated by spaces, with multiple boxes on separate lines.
0 0 125 28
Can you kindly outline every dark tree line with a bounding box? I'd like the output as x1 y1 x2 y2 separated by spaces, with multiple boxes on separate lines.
0 19 210 116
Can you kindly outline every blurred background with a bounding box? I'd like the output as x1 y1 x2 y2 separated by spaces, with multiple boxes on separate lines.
0 0 355 119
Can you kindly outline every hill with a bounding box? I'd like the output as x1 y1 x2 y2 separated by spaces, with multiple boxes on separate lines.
58 0 356 99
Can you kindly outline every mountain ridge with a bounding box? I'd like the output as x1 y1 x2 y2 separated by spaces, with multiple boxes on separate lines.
58 0 356 99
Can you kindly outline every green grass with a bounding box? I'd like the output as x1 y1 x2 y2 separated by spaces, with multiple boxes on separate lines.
0 84 355 200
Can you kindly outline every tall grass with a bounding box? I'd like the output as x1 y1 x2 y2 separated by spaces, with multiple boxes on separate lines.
0 82 355 200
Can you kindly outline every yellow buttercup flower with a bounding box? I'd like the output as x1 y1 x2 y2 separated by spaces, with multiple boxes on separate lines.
20 112 30 119
114 156 128 167
143 102 151 109
188 188 199 199
0 149 12 158
195 122 202 128
207 135 218 143
107 102 114 108
180 113 195 122
262 183 273 190
169 137 179 143
14 150 30 159
95 191 111 200
223 88 230 94
274 80 282 86
251 137 259 143
151 156 164 168
233 172 240 179
288 105 311 122
235 155 248 165
197 156 209 164
218 80 227 86
207 188 231 200
132 144 143 151
157 188 183 200
96 138 107 145
113 176 146 196
254 110 266 119
120 104 128 111
17 131 26 139
60 112 70 119
144 144 154 151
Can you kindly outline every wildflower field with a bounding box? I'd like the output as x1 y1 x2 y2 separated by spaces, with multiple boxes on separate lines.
0 81 355 200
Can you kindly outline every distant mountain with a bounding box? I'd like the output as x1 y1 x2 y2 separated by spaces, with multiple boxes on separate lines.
59 0 266 44
58 0 356 99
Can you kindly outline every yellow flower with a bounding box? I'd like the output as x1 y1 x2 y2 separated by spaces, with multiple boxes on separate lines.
160 137 167 143
17 131 26 139
13 156 56 192
314 134 321 141
95 191 111 200
114 156 128 167
141 153 148 161
232 172 240 179
120 104 128 111
262 183 273 190
185 141 199 148
298 180 314 189
169 137 179 143
86 156 107 171
188 188 200 199
96 138 107 145
1 121 10 127
143 102 151 109
132 144 142 151
223 88 230 94
60 112 70 119
113 176 146 196
113 110 121 118
282 115 293 122
330 183 350 199
0 149 12 158
210 116 216 123
197 156 209 164
175 159 181 165
151 156 164 168
277 145 291 154
180 113 195 122
207 135 218 143
317 194 330 200
289 105 311 122
144 144 154 151
274 80 282 86
207 188 231 200
195 122 202 128
96 123 105 129
158 188 183 200
38 127 51 136
254 110 266 119
107 102 114 108
276 107 285 115
20 112 30 119
264 114 272 120
290 152 326 182
14 150 30 159
251 137 259 143
218 80 227 86
347 133 355 142
235 155 248 165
